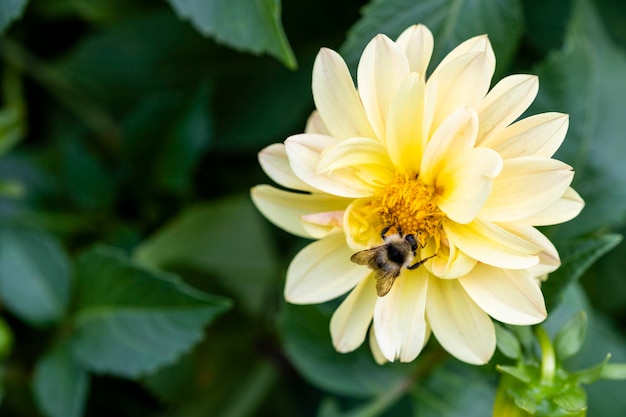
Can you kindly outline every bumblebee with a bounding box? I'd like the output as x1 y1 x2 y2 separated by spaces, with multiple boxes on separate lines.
351 227 434 297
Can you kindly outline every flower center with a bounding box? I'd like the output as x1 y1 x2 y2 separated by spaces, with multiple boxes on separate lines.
374 174 443 245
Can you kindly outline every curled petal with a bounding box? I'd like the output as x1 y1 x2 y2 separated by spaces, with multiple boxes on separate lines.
426 277 495 365
481 112 569 159
344 197 381 250
396 24 434 75
313 48 376 139
330 277 377 353
285 233 369 304
357 34 411 139
443 218 541 269
436 147 503 224
459 263 547 325
374 269 429 362
386 73 426 173
420 107 479 185
259 143 317 192
426 239 477 279
301 210 345 239
317 137 395 186
523 187 584 226
477 75 539 145
285 133 377 198
481 157 574 222
251 185 348 238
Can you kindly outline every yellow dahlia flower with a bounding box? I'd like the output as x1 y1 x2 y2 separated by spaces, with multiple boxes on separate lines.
251 25 584 365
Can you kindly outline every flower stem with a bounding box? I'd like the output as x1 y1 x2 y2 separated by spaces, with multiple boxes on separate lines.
536 326 556 385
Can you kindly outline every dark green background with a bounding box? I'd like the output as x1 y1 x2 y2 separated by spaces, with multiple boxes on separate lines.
1 0 626 416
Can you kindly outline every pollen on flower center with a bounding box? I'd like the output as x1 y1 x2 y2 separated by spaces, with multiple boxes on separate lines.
374 174 443 244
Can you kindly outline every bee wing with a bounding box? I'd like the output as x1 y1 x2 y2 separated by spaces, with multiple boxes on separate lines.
374 268 401 297
350 248 378 266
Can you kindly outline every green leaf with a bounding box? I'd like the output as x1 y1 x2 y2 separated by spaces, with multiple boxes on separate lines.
553 388 587 413
278 303 414 398
580 224 626 314
134 195 279 315
55 11 216 111
154 82 213 193
495 323 522 360
316 393 411 417
60 133 116 210
532 0 626 237
0 0 29 34
497 365 531 384
573 353 611 385
33 342 90 417
0 67 26 156
542 234 622 311
598 363 626 381
0 317 12 360
167 0 296 69
411 361 495 417
523 0 572 55
554 311 588 361
70 246 231 378
123 82 213 195
213 55 313 151
340 0 524 75
0 227 72 325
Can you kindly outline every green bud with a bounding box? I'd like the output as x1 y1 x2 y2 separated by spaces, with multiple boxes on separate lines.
493 371 587 417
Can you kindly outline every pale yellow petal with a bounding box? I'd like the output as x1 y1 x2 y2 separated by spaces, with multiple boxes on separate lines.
395 24 433 75
476 75 539 145
443 218 541 269
435 35 495 73
312 48 376 139
317 137 395 186
426 38 495 133
330 277 377 353
426 277 495 365
436 148 503 224
386 72 426 173
374 268 429 362
368 326 388 365
481 157 574 222
301 210 345 239
459 263 547 325
357 34 411 139
499 222 560 277
482 112 569 158
259 143 317 192
420 107 478 185
343 197 381 250
285 133 377 198
424 238 477 279
251 185 348 238
523 187 584 226
305 111 331 135
285 233 369 303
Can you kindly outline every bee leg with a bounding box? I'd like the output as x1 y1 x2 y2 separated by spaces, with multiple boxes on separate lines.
405 234 418 251
407 254 436 270
380 226 391 240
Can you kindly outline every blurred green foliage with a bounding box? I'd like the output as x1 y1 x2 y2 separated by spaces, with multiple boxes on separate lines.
0 0 626 416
